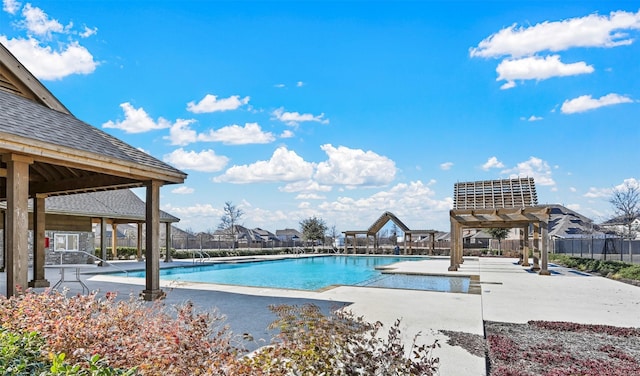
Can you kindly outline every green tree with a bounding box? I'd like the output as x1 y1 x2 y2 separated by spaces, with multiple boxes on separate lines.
218 201 244 250
487 228 510 255
300 216 327 251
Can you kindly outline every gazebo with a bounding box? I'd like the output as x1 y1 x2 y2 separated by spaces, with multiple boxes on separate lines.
448 178 551 275
0 43 187 300
343 211 439 254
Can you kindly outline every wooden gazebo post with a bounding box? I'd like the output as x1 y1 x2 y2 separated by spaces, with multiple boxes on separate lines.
4 153 32 295
29 194 49 288
142 180 164 301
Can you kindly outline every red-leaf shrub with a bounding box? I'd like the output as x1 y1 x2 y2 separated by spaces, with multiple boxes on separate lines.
0 289 243 375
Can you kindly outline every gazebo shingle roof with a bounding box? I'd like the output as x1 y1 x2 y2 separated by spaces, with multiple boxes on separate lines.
0 89 181 175
45 190 179 222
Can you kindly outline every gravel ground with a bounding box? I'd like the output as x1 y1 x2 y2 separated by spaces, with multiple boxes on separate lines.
483 321 640 376
439 321 640 375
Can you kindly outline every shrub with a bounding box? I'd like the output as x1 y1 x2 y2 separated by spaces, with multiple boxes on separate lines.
549 255 640 281
0 328 134 376
0 328 48 374
244 304 440 375
616 265 640 280
0 291 440 375
0 290 243 375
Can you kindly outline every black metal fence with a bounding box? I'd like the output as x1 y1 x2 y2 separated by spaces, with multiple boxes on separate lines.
553 236 640 264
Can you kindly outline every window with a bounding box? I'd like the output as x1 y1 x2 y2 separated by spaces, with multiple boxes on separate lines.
54 233 79 252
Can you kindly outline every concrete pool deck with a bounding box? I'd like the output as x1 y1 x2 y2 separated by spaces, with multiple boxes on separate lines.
3 255 640 375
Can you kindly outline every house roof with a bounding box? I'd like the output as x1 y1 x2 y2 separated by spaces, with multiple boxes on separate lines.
276 228 302 237
547 204 594 237
45 189 179 223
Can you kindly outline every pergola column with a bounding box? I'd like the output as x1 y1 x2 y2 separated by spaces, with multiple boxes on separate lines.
164 222 172 262
137 223 143 261
99 218 108 265
539 222 551 275
531 223 541 271
448 216 460 271
457 229 464 265
4 153 32 296
28 194 50 288
430 232 435 256
522 226 530 267
111 223 118 259
142 180 164 301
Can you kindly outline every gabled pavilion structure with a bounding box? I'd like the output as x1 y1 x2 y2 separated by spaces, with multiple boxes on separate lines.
0 42 187 299
449 178 551 275
343 211 439 254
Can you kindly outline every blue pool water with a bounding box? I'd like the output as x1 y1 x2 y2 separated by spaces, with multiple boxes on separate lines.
122 256 469 292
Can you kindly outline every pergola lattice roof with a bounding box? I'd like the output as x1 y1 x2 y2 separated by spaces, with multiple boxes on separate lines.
453 177 537 210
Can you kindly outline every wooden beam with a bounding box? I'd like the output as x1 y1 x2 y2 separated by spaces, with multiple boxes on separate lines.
29 175 142 195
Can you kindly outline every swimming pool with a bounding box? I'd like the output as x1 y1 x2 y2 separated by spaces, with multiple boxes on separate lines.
122 255 469 292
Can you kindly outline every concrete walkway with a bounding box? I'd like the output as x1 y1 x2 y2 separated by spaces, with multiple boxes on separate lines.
4 255 640 375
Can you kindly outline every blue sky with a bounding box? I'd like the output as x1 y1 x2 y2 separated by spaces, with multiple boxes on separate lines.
1 1 638 233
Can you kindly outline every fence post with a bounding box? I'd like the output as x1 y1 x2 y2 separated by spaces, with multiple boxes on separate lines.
620 236 623 262
580 238 583 258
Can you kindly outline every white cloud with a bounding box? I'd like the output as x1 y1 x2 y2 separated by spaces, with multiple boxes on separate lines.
0 36 97 80
501 156 555 186
317 180 453 227
103 102 173 133
280 180 333 193
584 187 611 198
197 123 275 145
165 121 275 146
615 178 640 191
561 93 634 114
497 55 594 89
162 203 221 220
79 26 98 38
272 107 329 126
164 119 197 146
482 156 505 171
3 0 21 14
569 187 577 193
470 10 640 58
295 193 325 200
566 204 581 211
20 3 67 37
214 146 315 183
171 186 194 194
314 144 396 187
274 83 285 88
0 3 98 80
296 81 304 87
163 148 229 172
440 162 454 171
522 115 543 122
280 130 294 138
186 94 250 113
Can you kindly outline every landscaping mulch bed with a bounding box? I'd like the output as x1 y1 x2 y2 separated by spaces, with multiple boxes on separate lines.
484 321 640 376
